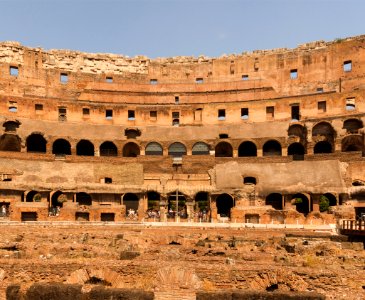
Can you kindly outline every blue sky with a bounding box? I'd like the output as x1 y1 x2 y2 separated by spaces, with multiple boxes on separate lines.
0 0 364 58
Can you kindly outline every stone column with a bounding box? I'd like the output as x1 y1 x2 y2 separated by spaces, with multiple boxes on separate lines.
312 194 320 212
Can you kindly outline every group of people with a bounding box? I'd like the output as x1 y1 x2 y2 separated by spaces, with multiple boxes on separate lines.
0 205 8 217
49 206 61 216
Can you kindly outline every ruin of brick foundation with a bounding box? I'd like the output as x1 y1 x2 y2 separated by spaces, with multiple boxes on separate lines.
0 35 365 224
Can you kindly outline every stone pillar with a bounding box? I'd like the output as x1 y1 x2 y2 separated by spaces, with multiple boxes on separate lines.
282 147 288 157
312 194 320 212
257 148 263 157
186 201 194 221
233 149 238 158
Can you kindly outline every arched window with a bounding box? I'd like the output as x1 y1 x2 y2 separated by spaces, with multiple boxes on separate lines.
3 121 20 133
192 142 210 155
52 139 71 156
288 124 307 139
195 191 209 212
26 191 42 202
314 141 332 154
343 119 363 134
216 193 234 218
263 140 282 156
51 191 67 208
123 142 140 157
100 141 118 156
243 177 257 185
76 140 94 156
265 193 282 210
168 142 187 157
76 192 92 206
145 142 163 156
215 142 233 157
238 141 257 157
26 133 46 153
0 134 21 152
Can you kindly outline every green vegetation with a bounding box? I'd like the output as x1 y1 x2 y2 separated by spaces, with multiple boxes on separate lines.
319 195 330 212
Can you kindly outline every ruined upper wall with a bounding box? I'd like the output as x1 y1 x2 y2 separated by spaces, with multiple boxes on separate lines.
0 35 365 102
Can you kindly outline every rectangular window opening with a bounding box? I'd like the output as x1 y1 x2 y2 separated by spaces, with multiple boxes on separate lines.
150 110 157 120
290 69 298 79
218 109 226 120
106 109 113 120
346 97 356 111
291 105 300 121
8 101 17 113
58 107 67 122
128 110 135 120
172 111 180 119
242 75 249 81
10 66 19 77
317 87 324 93
343 60 352 72
219 133 229 139
194 108 202 121
35 104 43 111
60 73 68 83
150 79 158 85
196 78 204 84
175 96 179 104
104 177 112 184
266 106 274 119
83 108 90 116
241 108 249 120
318 101 327 113
106 77 113 83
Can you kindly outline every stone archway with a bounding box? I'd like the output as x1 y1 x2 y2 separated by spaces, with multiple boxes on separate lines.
66 268 124 288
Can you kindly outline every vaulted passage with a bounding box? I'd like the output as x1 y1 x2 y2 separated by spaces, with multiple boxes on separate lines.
288 142 305 157
263 140 282 156
342 135 363 153
216 193 234 218
76 140 94 156
215 142 233 157
76 192 92 206
314 141 332 154
51 191 66 208
292 193 310 215
26 134 46 153
100 141 118 156
0 134 21 152
123 142 140 157
238 141 257 157
52 139 71 156
343 118 363 134
265 193 283 210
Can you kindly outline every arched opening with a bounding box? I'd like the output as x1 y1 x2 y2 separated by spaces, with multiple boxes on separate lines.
342 135 363 153
0 134 21 152
26 191 41 202
168 142 187 157
76 140 94 156
3 121 20 133
76 192 92 206
26 133 46 153
52 139 71 156
195 191 209 212
314 141 332 154
215 142 233 157
124 193 139 215
323 193 337 207
238 141 257 157
291 193 310 215
192 142 210 155
312 122 335 138
343 119 363 134
288 124 307 140
124 128 141 139
145 142 163 156
288 142 305 159
352 180 365 186
123 142 140 157
147 191 160 211
216 193 234 218
100 141 118 156
168 191 187 218
263 140 282 156
51 191 66 208
265 193 282 210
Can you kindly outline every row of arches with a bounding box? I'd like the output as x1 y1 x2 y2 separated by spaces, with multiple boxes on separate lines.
0 134 362 157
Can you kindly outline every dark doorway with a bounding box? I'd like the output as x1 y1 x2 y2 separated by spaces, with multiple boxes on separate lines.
52 139 71 156
215 142 233 157
216 193 234 218
75 212 89 221
76 140 94 156
314 141 332 154
292 193 310 215
123 142 140 157
0 134 21 152
265 193 283 210
101 213 115 222
21 212 37 221
263 140 282 156
76 192 92 206
238 141 257 157
124 193 139 214
26 134 46 153
100 141 118 156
